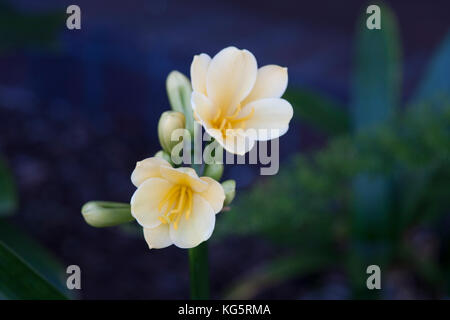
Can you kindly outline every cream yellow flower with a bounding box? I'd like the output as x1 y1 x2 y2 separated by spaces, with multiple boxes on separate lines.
190 46 294 155
130 157 225 249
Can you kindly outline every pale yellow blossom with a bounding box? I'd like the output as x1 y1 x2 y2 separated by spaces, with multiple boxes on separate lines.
130 157 225 249
190 46 293 155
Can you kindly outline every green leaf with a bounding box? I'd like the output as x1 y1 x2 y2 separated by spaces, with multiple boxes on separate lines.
0 240 67 299
0 157 18 216
0 220 69 297
411 31 450 109
223 254 334 299
350 4 401 246
284 88 349 136
350 4 401 131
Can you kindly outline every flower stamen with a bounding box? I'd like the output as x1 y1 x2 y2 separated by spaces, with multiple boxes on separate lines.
212 104 255 137
185 190 192 220
158 185 194 230
158 185 180 212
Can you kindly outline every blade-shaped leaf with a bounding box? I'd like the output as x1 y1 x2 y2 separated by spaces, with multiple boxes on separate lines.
0 220 69 296
350 4 400 257
411 31 450 109
0 240 67 300
350 5 401 131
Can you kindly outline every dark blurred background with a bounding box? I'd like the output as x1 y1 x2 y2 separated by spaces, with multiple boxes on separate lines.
0 0 449 299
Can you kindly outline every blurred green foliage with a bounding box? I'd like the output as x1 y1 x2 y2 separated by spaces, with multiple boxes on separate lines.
218 102 450 299
284 88 350 136
218 103 450 232
0 2 68 299
412 32 450 109
218 5 450 299
0 1 64 52
0 241 67 300
349 4 401 298
0 157 17 217
0 221 70 298
0 157 69 299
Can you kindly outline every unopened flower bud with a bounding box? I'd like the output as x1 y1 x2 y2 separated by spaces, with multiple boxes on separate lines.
158 111 185 154
81 201 134 228
166 71 194 135
203 163 224 181
221 180 236 206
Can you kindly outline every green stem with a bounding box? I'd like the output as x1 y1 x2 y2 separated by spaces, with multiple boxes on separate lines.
188 143 221 300
188 241 210 299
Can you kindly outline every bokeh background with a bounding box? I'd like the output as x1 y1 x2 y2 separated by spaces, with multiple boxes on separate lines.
0 0 449 299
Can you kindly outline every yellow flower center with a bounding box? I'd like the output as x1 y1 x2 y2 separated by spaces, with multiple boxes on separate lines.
157 184 193 230
211 104 255 137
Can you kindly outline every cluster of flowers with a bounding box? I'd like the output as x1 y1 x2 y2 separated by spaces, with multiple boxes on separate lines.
82 46 293 249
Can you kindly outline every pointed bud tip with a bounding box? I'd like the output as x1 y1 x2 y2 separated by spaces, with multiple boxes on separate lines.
158 111 186 154
165 71 194 136
221 180 236 206
81 201 134 228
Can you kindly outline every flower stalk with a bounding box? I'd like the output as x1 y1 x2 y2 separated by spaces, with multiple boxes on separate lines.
188 241 210 299
187 156 225 299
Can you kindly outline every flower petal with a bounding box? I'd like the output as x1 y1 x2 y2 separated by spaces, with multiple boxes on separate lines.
143 224 172 249
198 177 225 213
243 98 293 141
222 128 256 155
190 53 211 95
131 157 171 187
169 194 215 248
191 93 227 148
200 122 255 156
206 47 257 112
130 177 173 228
191 91 216 124
241 65 288 105
159 165 208 193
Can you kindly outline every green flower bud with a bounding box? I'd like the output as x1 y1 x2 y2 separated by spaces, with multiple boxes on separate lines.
221 180 236 206
158 111 185 154
166 71 194 135
203 162 224 181
154 150 173 165
81 201 134 228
